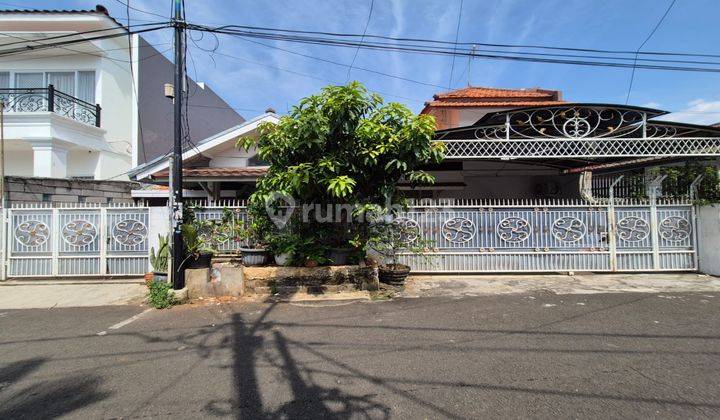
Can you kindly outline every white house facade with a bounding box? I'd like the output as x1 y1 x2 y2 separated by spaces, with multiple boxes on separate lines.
0 6 244 182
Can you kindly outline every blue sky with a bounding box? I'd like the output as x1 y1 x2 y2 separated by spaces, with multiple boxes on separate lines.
7 0 720 124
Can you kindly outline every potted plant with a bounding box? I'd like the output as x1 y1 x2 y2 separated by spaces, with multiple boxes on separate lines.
181 221 216 269
148 234 169 282
267 231 300 266
238 221 268 266
369 220 431 285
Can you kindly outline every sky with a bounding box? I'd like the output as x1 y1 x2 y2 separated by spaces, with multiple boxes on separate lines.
5 0 720 124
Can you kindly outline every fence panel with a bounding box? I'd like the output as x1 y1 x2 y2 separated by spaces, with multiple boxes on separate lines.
6 205 150 278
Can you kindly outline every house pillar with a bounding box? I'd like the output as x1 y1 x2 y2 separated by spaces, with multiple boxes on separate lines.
28 140 68 178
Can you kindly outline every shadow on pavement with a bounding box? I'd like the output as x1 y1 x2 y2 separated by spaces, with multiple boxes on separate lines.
0 358 110 419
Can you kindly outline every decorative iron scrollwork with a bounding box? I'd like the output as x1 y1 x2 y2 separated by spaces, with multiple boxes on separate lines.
112 219 148 246
617 216 650 242
551 217 587 242
15 220 50 247
659 216 691 242
394 217 420 243
442 217 475 244
497 217 531 243
62 220 97 247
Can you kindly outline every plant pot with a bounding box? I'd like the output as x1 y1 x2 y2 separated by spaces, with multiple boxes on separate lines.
378 264 411 285
152 271 168 283
241 248 267 266
187 252 212 269
329 247 352 266
274 252 292 266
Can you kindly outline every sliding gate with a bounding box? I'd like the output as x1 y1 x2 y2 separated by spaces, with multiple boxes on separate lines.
4 205 150 277
397 199 697 273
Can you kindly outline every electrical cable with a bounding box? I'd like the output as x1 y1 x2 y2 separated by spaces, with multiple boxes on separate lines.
346 0 374 81
448 0 463 88
625 0 677 104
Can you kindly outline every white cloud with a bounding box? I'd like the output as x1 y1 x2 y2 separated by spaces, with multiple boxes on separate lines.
660 99 720 125
641 101 661 109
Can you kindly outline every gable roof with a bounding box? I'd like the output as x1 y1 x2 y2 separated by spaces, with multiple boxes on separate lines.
130 112 279 181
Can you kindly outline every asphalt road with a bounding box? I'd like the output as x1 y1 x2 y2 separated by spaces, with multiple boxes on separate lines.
1 291 719 419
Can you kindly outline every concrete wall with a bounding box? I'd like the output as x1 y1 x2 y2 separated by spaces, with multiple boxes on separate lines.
135 37 246 165
4 176 140 205
698 204 720 276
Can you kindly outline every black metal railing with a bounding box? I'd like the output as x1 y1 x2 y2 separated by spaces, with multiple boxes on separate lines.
0 84 101 127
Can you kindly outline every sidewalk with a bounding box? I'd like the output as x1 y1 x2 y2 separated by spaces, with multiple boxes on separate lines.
0 280 147 309
404 272 720 298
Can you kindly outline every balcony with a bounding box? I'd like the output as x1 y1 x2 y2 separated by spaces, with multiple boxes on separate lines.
0 85 101 127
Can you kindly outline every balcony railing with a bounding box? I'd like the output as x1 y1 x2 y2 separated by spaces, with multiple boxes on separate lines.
0 85 101 127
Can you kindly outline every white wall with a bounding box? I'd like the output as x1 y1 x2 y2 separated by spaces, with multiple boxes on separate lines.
698 204 720 276
4 150 33 177
67 150 99 177
0 30 135 180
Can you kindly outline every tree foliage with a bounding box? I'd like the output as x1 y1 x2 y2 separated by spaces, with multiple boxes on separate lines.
238 82 445 258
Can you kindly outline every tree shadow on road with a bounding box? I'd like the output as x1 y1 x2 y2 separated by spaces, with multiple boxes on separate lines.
0 358 110 419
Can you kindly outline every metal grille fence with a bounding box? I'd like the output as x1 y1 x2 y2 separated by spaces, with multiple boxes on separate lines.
4 205 150 277
397 198 696 273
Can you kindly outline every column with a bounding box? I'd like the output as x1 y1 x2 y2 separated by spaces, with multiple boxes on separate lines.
29 140 68 178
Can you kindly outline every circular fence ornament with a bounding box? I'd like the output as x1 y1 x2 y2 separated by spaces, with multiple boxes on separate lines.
551 217 586 242
394 217 420 244
62 220 97 247
497 217 531 243
112 219 148 246
617 216 650 242
15 220 50 247
442 217 475 244
659 216 691 242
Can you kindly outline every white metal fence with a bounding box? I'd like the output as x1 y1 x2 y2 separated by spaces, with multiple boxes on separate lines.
3 204 151 278
0 198 698 278
397 198 697 273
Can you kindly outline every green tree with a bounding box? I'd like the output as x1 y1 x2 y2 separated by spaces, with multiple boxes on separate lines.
239 82 444 262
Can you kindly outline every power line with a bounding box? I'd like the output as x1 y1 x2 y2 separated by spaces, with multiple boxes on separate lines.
0 21 168 48
114 0 168 19
0 24 169 57
448 0 463 88
191 21 720 60
346 0 374 81
625 0 678 104
191 25 720 74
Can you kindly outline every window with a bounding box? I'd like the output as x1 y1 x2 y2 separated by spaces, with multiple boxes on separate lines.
3 71 96 103
15 72 43 89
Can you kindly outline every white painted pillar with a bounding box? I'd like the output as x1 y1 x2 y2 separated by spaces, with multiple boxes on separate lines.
29 140 68 178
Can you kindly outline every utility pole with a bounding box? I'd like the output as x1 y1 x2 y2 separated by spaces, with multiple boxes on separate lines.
171 0 185 289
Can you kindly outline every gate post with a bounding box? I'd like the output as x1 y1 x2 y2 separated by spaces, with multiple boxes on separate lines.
99 207 107 276
51 208 59 276
607 176 624 271
647 175 666 271
1 208 6 281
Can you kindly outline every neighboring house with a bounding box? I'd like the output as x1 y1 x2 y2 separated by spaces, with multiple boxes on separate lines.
0 6 243 203
420 86 563 130
130 112 278 204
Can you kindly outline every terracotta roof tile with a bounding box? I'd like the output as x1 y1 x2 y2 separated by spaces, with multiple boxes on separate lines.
153 167 268 178
425 100 566 108
434 86 558 100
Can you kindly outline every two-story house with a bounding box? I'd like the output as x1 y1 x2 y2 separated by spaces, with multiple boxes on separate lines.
0 5 244 203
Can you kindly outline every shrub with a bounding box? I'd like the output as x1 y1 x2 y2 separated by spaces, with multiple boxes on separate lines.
147 281 176 309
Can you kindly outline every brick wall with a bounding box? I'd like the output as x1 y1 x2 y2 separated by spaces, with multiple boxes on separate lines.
3 176 141 206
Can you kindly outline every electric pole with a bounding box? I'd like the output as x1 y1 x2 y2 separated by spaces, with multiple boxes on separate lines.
171 0 185 289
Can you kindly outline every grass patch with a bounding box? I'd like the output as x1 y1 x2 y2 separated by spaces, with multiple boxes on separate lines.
147 281 177 309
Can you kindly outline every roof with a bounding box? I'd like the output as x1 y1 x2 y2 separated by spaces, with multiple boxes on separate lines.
424 100 566 108
433 86 560 100
153 167 268 179
0 5 125 28
130 112 280 181
421 86 564 116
